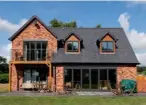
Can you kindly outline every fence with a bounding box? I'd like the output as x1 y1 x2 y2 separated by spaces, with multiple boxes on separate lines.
137 75 146 92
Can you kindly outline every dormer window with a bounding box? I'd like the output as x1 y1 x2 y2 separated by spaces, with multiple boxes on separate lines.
64 32 82 53
98 33 118 54
101 41 114 52
67 41 79 52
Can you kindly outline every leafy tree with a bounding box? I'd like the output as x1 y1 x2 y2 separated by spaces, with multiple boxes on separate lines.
0 56 8 73
63 21 77 28
49 18 63 27
49 18 77 28
96 24 102 28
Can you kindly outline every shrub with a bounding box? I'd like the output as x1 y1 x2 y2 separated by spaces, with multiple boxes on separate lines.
0 74 8 83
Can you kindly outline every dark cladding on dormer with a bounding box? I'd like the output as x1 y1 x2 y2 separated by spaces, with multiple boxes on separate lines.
64 32 83 41
98 32 118 42
96 32 119 53
96 32 118 49
57 32 84 52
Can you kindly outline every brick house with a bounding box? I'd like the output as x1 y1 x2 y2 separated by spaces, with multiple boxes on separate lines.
8 16 139 92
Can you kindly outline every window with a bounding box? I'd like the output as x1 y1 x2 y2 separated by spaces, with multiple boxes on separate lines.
67 41 79 52
101 41 114 52
24 41 47 61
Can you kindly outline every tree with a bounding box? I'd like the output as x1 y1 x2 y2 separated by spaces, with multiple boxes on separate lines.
96 24 102 28
0 56 8 73
49 18 63 27
49 18 77 28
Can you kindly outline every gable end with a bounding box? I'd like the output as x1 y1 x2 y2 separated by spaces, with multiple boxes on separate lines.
8 15 57 41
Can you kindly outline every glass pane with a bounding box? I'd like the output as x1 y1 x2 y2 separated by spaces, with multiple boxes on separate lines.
42 49 46 60
82 69 89 89
37 42 41 49
35 49 41 60
67 42 73 51
65 69 72 88
23 69 31 83
73 42 79 51
102 42 108 51
73 69 81 89
40 71 47 81
42 42 47 49
24 42 30 49
32 70 39 83
30 49 35 60
27 49 30 60
108 42 114 51
31 42 35 49
91 69 98 89
108 69 116 89
99 69 108 90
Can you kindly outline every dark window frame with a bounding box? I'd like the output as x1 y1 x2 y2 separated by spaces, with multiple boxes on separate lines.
66 41 79 52
101 41 114 53
23 41 47 61
63 68 116 90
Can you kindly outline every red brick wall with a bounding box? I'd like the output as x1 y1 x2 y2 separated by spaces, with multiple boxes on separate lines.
55 66 64 92
12 19 57 61
117 65 137 84
10 19 57 91
11 64 23 91
11 64 17 91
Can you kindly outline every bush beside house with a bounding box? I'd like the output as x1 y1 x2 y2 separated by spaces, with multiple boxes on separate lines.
0 56 9 84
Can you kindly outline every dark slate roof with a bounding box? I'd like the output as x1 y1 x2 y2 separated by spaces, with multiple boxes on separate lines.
8 15 139 64
49 27 139 64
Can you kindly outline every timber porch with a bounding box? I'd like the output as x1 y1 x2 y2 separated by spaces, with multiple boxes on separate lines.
9 60 52 92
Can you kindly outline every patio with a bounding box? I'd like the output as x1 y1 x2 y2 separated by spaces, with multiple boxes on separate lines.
1 91 146 97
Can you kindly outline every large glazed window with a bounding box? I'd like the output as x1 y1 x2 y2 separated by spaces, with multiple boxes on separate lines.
101 41 114 52
64 69 116 90
24 41 47 61
23 65 48 83
66 41 79 52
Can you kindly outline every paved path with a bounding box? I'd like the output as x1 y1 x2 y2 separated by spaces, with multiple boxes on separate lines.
0 91 114 97
1 92 146 97
75 92 113 96
0 92 55 97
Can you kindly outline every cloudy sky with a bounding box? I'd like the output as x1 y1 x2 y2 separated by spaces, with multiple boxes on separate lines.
0 1 146 65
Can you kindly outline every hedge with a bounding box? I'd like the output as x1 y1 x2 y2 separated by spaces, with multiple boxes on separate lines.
0 73 8 83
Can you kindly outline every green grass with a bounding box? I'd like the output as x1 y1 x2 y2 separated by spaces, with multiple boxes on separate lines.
0 96 146 105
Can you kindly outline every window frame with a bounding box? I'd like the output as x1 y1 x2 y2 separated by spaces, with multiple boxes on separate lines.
101 41 114 53
23 41 47 61
66 41 79 52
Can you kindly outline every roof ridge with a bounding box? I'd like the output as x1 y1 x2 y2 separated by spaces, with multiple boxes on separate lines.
49 27 123 29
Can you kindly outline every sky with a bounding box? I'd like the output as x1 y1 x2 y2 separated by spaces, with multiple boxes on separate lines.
0 1 146 65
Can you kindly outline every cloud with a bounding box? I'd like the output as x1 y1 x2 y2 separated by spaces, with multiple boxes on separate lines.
118 13 146 50
126 1 146 8
136 53 146 66
0 17 27 34
118 13 130 32
118 12 146 65
0 17 27 62
0 43 11 62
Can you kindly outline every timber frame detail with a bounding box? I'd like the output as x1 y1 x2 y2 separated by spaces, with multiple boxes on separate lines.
9 60 52 92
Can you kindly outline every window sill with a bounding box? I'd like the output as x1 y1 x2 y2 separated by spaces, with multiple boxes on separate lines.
100 52 115 54
65 52 80 54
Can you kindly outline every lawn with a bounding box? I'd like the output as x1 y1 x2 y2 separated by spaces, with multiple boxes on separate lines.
0 96 146 105
0 84 8 93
